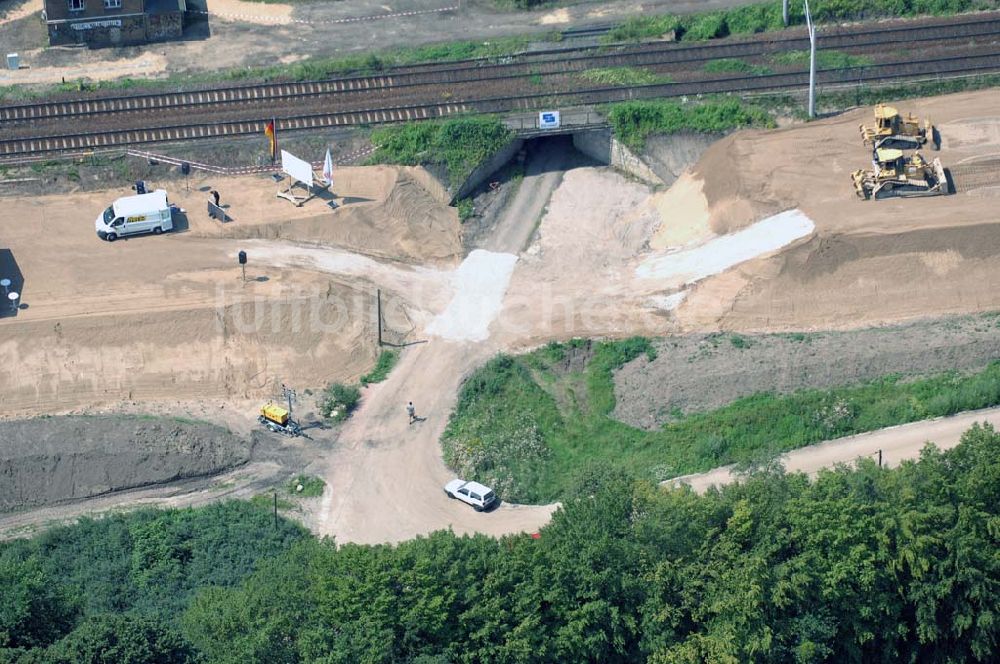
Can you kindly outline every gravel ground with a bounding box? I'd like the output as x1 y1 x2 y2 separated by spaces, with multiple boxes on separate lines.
614 313 1000 430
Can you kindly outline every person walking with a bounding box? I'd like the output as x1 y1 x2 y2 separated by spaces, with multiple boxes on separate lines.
407 401 417 425
210 190 221 207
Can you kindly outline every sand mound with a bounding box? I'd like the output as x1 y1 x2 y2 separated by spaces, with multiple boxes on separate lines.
649 173 713 250
0 416 250 511
670 89 1000 332
0 277 372 416
205 166 461 265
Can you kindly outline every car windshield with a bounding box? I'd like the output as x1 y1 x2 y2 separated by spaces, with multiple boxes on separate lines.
484 492 495 502
102 207 115 223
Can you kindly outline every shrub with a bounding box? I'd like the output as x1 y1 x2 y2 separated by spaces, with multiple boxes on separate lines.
607 98 775 149
704 58 773 75
680 12 729 40
360 350 399 386
321 382 361 421
602 15 681 43
286 475 326 498
456 198 475 222
771 49 873 69
580 67 669 86
371 117 514 189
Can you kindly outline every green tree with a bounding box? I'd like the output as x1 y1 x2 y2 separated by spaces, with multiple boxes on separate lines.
0 555 76 649
46 615 195 664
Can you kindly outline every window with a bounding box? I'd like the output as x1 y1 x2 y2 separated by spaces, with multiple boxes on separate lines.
68 0 85 10
104 0 121 8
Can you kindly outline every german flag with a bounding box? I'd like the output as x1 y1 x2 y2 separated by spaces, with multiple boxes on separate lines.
264 119 277 162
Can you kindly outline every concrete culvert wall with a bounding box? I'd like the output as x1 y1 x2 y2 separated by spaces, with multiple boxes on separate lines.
0 416 251 512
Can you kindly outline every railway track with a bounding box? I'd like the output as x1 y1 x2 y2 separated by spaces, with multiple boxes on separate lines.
2 12 999 125
4 51 999 158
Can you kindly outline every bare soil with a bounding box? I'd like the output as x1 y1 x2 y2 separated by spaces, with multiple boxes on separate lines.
614 313 1000 430
0 415 250 511
5 88 1000 545
676 90 1000 331
0 163 458 419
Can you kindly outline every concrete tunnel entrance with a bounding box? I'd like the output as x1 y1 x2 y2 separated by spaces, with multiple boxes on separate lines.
454 129 613 203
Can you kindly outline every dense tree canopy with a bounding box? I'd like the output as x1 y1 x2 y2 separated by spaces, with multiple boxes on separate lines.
2 426 998 662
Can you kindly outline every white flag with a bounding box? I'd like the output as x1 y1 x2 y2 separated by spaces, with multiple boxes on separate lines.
323 148 334 185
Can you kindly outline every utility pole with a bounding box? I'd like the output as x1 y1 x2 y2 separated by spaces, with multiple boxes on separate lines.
783 0 789 27
376 288 383 347
805 0 817 118
281 383 296 418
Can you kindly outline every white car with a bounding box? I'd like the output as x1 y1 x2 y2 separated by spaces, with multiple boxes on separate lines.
444 479 498 512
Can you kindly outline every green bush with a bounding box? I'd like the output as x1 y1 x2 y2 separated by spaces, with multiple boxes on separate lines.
602 15 681 43
771 49 873 69
321 382 361 421
579 67 670 86
680 12 729 40
371 117 514 189
286 475 326 498
443 333 1000 503
360 350 399 386
3 428 1000 662
607 98 775 150
456 198 475 222
703 58 773 75
605 1 997 45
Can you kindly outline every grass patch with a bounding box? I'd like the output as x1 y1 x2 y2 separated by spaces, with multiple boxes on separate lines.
607 98 774 150
456 198 475 222
579 67 671 86
360 350 400 386
370 116 514 189
603 1 998 44
771 49 873 69
703 58 773 75
286 475 325 498
249 493 295 510
750 73 1000 120
603 15 683 43
443 339 1000 504
321 382 361 421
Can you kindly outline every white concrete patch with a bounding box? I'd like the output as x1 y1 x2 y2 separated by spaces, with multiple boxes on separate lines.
649 291 688 310
636 209 815 283
427 250 518 342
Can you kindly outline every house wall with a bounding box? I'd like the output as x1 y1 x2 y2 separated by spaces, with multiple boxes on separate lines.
45 0 183 46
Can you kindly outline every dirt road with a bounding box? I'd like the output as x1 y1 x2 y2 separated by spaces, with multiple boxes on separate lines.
316 341 557 544
672 407 1000 493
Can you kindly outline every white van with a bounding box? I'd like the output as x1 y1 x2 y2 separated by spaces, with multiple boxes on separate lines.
95 190 173 242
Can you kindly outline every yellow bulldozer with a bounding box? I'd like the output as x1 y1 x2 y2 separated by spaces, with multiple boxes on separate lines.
852 148 948 201
860 103 936 151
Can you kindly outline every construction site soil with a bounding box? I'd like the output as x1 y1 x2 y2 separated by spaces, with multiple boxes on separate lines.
3 88 1000 542
0 416 249 511
0 164 458 420
614 313 1000 430
671 90 1000 332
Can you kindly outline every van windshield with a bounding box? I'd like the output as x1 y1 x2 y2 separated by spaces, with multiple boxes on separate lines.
102 207 115 223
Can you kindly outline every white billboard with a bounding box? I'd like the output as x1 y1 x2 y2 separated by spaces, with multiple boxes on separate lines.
281 150 313 188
